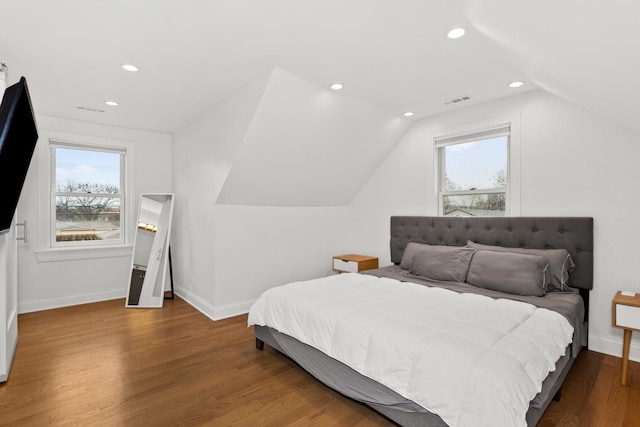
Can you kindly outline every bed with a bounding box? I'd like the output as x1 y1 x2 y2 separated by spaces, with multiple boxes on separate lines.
248 216 593 426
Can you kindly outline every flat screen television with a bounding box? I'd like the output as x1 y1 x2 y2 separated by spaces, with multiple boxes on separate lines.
0 76 39 234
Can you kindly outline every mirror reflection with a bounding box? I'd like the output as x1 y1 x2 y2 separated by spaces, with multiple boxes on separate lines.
126 193 174 308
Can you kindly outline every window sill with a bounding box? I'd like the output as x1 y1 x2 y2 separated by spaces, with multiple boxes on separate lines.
35 245 133 263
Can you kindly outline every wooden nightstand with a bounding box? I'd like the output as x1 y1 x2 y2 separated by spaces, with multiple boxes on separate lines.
612 290 640 385
332 254 378 273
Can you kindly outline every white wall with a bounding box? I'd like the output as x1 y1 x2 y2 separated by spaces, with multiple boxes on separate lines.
172 202 350 321
172 69 362 320
170 205 349 319
348 89 640 362
212 205 349 306
17 115 172 312
171 71 270 318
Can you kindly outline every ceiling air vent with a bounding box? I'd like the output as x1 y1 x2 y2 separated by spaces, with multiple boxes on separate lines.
444 95 471 105
76 105 105 113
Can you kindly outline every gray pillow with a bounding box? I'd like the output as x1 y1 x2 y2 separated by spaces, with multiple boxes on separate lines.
400 242 432 270
466 250 549 296
466 241 575 292
408 246 477 283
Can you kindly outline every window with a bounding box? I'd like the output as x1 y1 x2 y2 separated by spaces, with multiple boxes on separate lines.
50 142 126 247
436 120 518 217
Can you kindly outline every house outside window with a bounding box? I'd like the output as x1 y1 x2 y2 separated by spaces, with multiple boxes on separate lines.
435 117 519 217
50 142 126 247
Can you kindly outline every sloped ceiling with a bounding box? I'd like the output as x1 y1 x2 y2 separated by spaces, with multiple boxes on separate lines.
454 0 640 135
216 67 410 206
0 0 568 133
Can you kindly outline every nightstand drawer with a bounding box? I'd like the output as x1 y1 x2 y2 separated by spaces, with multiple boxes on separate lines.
333 258 359 273
616 304 640 330
612 291 640 331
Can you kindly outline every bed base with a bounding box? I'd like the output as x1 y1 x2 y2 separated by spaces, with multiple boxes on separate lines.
254 325 574 427
256 337 566 400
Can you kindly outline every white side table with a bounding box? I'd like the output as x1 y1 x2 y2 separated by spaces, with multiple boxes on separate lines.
612 290 640 385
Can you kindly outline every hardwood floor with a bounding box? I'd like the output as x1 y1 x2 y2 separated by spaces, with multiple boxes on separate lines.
0 297 638 427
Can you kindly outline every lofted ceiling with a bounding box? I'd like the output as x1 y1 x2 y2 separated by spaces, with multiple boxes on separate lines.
215 67 410 206
0 0 638 136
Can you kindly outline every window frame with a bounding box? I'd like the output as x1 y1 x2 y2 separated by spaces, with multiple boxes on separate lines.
433 114 520 217
36 130 135 262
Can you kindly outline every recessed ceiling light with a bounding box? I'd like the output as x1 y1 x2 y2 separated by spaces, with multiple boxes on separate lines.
508 80 525 88
330 83 343 90
403 111 415 117
105 101 119 106
446 27 467 39
122 64 138 72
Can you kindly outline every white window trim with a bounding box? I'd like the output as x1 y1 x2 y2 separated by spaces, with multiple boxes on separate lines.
36 130 135 262
433 114 521 216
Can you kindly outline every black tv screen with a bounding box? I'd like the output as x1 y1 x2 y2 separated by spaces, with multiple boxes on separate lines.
0 76 39 234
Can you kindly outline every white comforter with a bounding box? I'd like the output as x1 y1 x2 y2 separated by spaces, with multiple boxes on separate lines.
248 273 573 427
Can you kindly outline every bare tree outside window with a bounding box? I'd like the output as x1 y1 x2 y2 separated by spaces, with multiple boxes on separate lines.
53 146 124 244
438 133 509 216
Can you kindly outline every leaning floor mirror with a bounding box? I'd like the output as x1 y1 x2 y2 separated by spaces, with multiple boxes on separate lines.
126 193 175 308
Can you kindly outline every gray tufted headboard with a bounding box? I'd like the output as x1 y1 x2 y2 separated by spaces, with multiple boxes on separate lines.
390 216 593 290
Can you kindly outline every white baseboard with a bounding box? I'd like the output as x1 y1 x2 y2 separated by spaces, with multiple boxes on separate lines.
17 285 254 321
18 289 127 314
174 285 255 321
589 333 640 363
